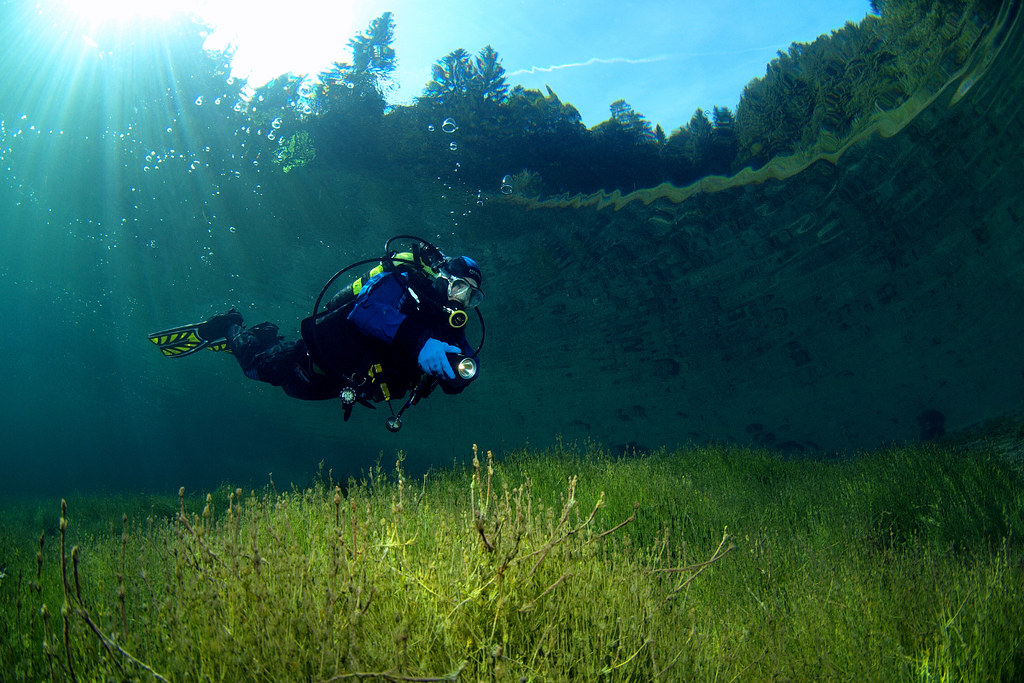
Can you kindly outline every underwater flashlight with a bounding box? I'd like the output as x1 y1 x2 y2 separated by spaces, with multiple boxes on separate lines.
446 353 478 381
382 355 476 433
456 356 477 380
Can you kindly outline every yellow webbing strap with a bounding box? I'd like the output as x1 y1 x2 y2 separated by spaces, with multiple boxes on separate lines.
367 363 391 401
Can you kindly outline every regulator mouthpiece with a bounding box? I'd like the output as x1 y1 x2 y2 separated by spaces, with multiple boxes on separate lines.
447 308 468 328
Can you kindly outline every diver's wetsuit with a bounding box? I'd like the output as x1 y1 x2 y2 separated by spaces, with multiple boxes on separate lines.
224 270 477 403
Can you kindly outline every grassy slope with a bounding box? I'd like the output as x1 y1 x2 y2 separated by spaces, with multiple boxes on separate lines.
1 441 1022 681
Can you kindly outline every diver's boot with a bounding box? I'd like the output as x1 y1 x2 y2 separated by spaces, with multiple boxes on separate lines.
196 308 244 341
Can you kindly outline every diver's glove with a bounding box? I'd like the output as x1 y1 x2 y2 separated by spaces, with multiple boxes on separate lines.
418 338 461 379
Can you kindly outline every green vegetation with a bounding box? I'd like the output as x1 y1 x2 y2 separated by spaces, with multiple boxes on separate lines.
2 441 1022 681
37 0 998 202
270 0 997 195
734 0 991 168
274 131 317 173
75 0 994 199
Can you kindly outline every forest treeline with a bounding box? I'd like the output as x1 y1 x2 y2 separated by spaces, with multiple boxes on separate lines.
262 0 997 196
29 0 996 199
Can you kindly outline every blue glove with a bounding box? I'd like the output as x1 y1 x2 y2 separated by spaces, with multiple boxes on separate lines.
418 338 461 379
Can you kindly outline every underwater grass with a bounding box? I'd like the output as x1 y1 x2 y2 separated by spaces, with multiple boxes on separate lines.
1 441 1022 681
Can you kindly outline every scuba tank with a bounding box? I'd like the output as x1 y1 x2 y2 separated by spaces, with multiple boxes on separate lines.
322 241 444 314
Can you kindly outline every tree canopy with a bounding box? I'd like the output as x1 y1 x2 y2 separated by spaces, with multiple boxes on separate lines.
193 1 998 197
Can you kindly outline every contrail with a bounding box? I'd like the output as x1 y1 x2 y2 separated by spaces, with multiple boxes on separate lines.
508 46 784 77
508 55 670 76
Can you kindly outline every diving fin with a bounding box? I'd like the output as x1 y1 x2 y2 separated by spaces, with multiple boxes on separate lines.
147 321 230 358
148 310 242 358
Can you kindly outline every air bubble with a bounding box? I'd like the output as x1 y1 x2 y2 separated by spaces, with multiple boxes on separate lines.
441 118 458 133
427 124 435 132
271 117 281 129
449 141 458 151
194 96 203 106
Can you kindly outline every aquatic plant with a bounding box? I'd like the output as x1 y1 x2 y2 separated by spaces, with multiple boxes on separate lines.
274 130 316 173
2 441 1022 680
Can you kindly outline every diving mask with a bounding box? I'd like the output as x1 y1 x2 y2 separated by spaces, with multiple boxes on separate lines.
442 273 483 308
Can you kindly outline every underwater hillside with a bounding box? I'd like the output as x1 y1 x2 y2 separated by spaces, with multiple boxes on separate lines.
1 0 1023 679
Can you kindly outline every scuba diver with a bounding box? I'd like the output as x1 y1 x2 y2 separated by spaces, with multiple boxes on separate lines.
148 236 484 432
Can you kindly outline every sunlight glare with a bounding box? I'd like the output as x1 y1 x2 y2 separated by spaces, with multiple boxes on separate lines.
64 0 197 25
59 0 363 88
198 0 361 86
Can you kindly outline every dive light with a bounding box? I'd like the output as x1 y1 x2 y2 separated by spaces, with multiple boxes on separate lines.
447 353 478 381
383 353 478 433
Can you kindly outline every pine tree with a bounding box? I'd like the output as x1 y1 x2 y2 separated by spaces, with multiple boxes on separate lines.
472 45 509 103
422 48 475 104
607 99 655 144
348 12 397 92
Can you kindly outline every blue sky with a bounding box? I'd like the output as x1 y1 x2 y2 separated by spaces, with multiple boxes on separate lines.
71 0 874 132
204 0 873 132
